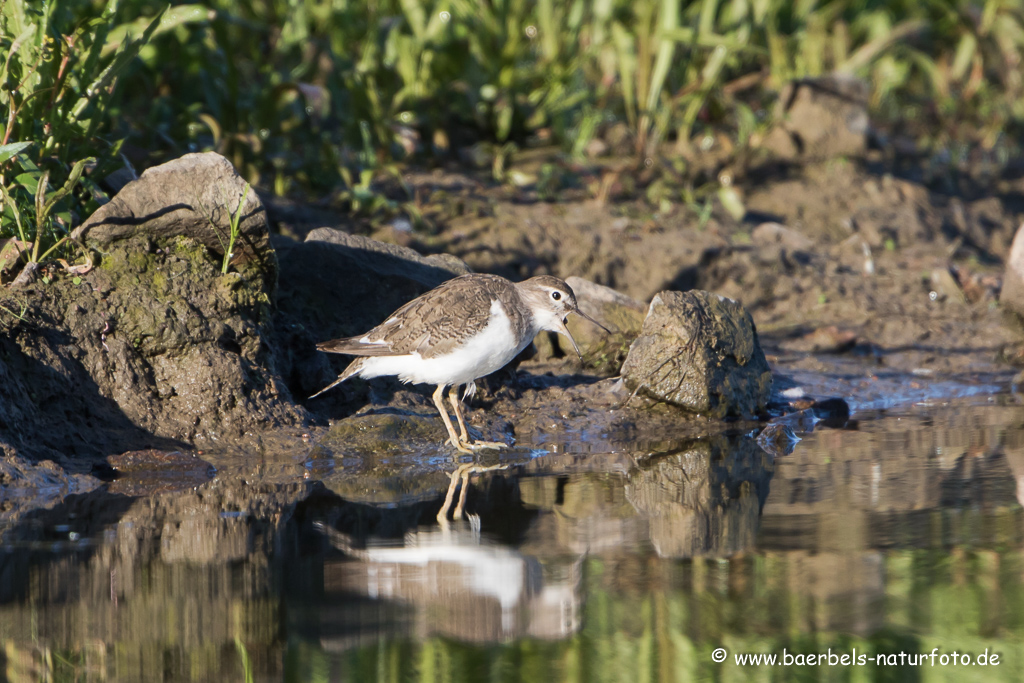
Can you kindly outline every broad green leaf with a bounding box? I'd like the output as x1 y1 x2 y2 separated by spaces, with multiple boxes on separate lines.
0 141 34 165
102 4 212 56
14 172 40 195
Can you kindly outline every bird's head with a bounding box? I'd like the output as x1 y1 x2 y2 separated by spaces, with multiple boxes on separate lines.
519 276 609 358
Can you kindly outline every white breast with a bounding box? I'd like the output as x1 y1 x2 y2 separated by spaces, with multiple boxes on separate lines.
355 299 535 387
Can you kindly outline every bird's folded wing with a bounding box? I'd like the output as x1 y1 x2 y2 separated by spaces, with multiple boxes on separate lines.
317 275 501 357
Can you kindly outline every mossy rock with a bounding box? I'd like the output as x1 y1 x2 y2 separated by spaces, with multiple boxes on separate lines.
621 290 773 418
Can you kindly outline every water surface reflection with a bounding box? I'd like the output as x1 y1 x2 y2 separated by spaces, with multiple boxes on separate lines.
2 399 1024 681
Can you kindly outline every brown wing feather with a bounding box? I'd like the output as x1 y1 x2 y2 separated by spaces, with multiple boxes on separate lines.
316 274 524 359
316 337 396 356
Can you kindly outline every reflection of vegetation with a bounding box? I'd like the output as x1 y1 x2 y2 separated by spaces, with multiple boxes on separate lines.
283 547 1024 682
5 543 1022 681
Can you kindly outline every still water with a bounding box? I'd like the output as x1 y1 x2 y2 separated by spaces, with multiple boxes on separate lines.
2 397 1024 682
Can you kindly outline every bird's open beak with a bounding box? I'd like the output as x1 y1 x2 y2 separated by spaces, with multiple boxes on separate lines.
554 317 582 359
554 308 611 361
573 307 611 334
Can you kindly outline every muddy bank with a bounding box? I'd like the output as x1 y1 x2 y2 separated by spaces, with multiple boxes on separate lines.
344 155 1020 386
1 147 1023 533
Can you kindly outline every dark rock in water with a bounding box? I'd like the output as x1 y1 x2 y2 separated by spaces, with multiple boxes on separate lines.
620 290 772 417
321 411 448 454
762 74 869 161
548 277 646 373
756 396 852 457
1000 223 1024 319
810 397 851 426
106 449 215 496
0 152 306 468
275 227 470 399
756 422 801 457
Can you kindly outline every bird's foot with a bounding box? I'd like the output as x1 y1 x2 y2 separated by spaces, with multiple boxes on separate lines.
448 437 475 454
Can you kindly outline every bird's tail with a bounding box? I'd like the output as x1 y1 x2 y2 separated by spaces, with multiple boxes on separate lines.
309 359 364 399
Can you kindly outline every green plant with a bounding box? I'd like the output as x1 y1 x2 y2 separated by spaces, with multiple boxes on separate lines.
605 0 679 156
0 0 165 277
3 0 1017 232
222 182 250 275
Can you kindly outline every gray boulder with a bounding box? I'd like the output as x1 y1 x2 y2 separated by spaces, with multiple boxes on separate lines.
72 152 276 291
620 290 772 417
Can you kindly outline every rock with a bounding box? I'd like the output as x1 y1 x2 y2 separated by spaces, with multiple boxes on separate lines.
106 449 215 496
810 397 851 427
0 153 307 465
553 277 646 373
1000 223 1024 317
321 411 448 454
762 74 869 161
0 239 31 282
750 222 815 253
274 228 470 399
620 290 773 417
72 152 276 291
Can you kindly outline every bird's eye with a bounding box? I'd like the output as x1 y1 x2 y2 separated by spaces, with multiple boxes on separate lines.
551 291 562 301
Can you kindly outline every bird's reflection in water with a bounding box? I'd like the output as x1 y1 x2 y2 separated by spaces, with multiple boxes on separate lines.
315 519 581 643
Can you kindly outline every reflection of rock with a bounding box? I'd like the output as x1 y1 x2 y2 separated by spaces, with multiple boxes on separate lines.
520 435 773 558
0 455 99 532
520 473 646 555
621 290 773 417
320 524 580 642
627 437 773 557
756 422 801 457
0 476 312 649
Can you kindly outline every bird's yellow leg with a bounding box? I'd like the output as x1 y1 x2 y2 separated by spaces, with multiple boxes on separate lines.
448 384 508 450
433 384 471 454
449 384 471 443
